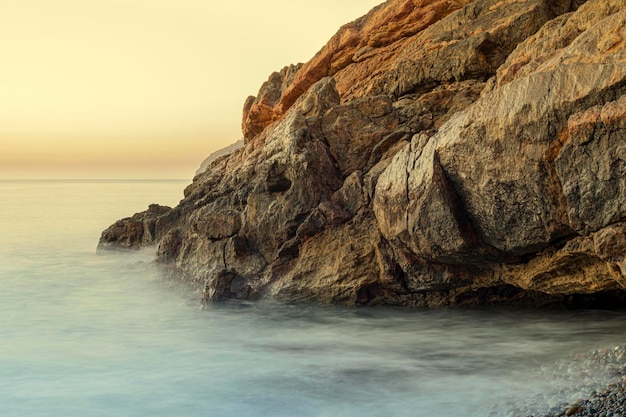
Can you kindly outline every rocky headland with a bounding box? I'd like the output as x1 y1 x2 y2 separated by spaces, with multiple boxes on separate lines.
100 0 626 309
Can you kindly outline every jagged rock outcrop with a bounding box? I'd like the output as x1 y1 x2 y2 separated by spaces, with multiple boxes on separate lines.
99 0 626 308
98 204 173 250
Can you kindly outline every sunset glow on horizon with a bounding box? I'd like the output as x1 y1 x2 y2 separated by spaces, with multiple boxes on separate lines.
1 0 382 179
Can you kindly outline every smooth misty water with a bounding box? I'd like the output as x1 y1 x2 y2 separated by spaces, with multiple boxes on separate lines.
1 180 626 417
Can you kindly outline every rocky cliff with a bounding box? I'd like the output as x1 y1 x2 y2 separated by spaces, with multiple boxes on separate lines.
99 0 626 308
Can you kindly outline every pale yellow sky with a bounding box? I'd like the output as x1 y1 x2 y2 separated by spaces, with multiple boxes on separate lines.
0 0 382 179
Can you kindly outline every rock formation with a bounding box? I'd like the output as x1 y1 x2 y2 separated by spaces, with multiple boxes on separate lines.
99 0 626 308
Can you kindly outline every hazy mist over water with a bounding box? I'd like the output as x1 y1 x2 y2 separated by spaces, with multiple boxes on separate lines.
1 180 626 417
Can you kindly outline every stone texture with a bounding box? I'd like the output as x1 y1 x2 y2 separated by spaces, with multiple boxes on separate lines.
100 0 626 308
321 95 399 176
492 0 624 90
556 94 626 234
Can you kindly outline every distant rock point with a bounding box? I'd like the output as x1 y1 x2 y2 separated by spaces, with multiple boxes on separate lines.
195 140 244 177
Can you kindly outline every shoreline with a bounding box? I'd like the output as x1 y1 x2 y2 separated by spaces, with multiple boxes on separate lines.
539 376 626 417
497 347 626 417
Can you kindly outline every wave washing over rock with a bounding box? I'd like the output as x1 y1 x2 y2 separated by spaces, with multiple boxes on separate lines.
100 0 626 309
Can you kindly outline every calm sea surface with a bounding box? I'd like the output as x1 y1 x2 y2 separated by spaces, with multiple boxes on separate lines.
1 180 626 417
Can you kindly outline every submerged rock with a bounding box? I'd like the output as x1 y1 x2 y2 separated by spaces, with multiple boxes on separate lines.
100 0 626 307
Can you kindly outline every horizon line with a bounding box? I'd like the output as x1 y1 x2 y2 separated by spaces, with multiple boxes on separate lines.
0 178 190 182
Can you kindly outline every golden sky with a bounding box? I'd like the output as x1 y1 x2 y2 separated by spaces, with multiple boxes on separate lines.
0 0 382 179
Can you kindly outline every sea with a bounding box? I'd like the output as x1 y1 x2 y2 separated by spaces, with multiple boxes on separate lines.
1 179 626 417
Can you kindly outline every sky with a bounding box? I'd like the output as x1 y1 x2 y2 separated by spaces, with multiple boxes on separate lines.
0 0 382 179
